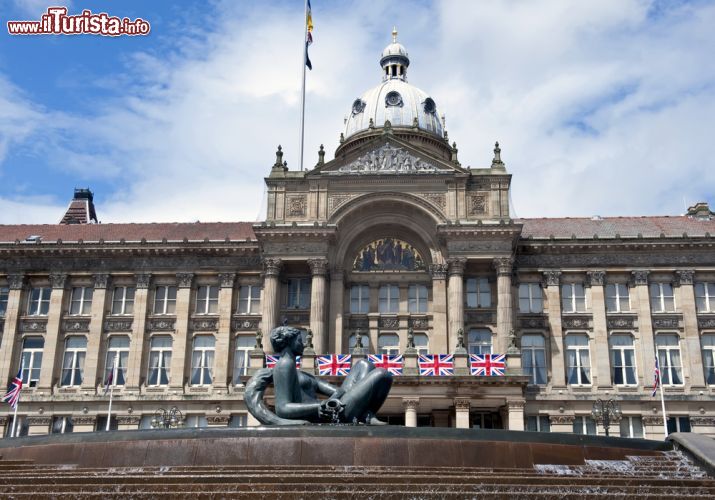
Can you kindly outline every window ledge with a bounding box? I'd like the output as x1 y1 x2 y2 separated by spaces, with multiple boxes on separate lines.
187 386 211 393
615 385 639 392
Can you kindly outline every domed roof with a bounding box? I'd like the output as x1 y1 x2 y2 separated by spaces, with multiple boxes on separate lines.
343 29 444 141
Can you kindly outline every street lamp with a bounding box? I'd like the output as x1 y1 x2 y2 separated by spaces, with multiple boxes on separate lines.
591 398 622 436
151 406 184 429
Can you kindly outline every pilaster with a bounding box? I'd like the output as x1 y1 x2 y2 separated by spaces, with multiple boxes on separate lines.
0 274 24 383
328 268 344 353
125 273 151 391
261 258 282 352
429 263 448 353
170 272 193 390
403 398 419 427
676 270 705 388
543 271 565 387
588 270 611 388
37 273 67 392
214 273 236 392
631 270 656 389
454 397 471 429
494 257 514 353
82 274 109 391
506 399 525 431
447 258 466 354
308 258 328 354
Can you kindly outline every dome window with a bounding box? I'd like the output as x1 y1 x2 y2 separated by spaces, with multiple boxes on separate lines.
385 91 403 107
423 97 436 114
352 99 366 115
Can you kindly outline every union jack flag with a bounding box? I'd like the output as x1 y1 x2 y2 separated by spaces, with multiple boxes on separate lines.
2 369 22 410
652 355 661 397
317 354 351 376
418 354 454 376
367 354 403 375
470 354 506 376
266 355 301 369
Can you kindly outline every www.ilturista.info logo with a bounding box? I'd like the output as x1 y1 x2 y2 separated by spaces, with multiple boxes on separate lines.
7 7 151 36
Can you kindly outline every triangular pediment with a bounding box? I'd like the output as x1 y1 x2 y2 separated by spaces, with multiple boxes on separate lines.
309 136 468 177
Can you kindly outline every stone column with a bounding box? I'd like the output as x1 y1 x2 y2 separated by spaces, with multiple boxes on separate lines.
631 270 656 389
308 258 328 354
506 399 525 431
454 397 471 429
82 274 109 391
261 258 282 352
403 398 419 427
430 263 449 353
494 257 515 353
588 270 611 388
543 271 566 387
676 270 706 388
38 273 68 392
170 273 193 390
328 268 345 353
0 274 24 383
125 273 151 391
447 258 466 354
214 273 236 392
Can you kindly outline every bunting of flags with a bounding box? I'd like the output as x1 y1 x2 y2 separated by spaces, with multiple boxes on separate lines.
305 0 313 70
367 354 404 375
418 354 454 376
266 355 301 369
469 354 506 376
2 369 23 410
317 354 351 376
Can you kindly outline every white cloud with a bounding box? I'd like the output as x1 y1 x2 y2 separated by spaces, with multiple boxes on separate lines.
1 0 714 223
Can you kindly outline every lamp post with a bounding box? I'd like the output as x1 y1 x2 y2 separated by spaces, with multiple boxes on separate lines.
591 398 622 436
150 406 184 429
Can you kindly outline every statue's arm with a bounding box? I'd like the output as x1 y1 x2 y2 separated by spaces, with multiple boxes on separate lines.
315 378 343 399
273 363 322 420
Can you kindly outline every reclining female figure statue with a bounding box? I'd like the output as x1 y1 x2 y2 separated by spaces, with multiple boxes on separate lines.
245 325 393 425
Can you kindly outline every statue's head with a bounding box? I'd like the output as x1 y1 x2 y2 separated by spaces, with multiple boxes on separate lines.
270 325 304 355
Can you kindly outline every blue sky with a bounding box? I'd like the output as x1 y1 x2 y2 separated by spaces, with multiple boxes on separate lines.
1 0 714 223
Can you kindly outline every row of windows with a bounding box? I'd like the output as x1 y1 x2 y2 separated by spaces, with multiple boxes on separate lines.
19 334 259 389
522 332 715 386
526 415 692 437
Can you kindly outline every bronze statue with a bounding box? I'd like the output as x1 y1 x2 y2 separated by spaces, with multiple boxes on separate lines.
245 326 392 425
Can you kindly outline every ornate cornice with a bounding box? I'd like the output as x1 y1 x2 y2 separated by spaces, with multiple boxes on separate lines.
146 317 175 332
7 273 24 290
549 415 574 424
135 273 151 289
93 273 110 289
690 416 715 426
586 270 606 287
542 271 562 287
447 257 467 277
26 416 51 426
218 273 236 288
307 258 329 276
263 258 282 277
642 415 662 426
49 273 67 289
206 415 231 425
63 318 90 333
675 269 695 286
72 415 96 425
454 397 471 410
402 398 420 410
507 400 526 410
191 317 219 332
176 272 194 288
116 415 141 425
493 257 514 277
429 263 448 280
631 270 650 286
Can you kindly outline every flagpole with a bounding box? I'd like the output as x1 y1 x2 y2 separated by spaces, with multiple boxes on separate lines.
10 396 18 438
299 0 308 172
659 374 668 439
106 362 117 431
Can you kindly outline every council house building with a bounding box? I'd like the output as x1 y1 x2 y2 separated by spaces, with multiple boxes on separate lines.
1 34 714 439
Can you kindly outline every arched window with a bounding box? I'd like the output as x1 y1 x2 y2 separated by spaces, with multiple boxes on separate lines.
414 333 429 355
378 334 400 356
467 329 492 355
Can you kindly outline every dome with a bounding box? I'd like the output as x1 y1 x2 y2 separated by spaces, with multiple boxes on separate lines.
344 29 444 140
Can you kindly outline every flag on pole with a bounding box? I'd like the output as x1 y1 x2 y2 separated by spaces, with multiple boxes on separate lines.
103 365 114 396
305 0 313 70
652 355 661 397
2 369 23 410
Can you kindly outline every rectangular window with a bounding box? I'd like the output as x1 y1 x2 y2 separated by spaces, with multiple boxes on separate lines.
105 336 130 387
20 337 44 387
565 334 591 385
153 285 177 315
465 278 491 308
619 416 644 438
526 415 551 432
522 334 547 385
238 285 261 314
287 278 311 309
147 336 172 386
111 286 135 315
69 286 93 316
667 416 691 433
378 333 400 356
605 283 630 313
0 286 9 317
196 285 219 314
695 282 715 312
610 334 637 385
51 416 74 434
413 333 429 355
408 284 428 313
27 287 51 316
518 283 543 313
350 285 370 314
561 283 586 313
573 416 597 435
378 285 400 314
233 335 254 384
60 336 87 387
656 334 683 385
650 283 675 312
702 334 715 385
190 335 215 385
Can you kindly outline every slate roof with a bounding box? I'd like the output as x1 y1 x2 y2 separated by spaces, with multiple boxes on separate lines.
517 216 715 239
0 222 256 243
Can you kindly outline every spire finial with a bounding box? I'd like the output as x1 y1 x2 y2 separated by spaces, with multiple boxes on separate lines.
491 141 505 169
392 26 398 43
